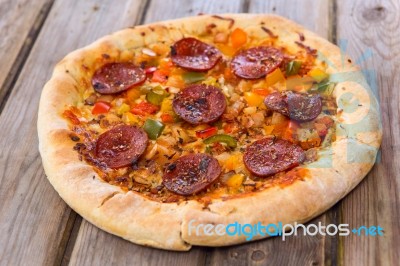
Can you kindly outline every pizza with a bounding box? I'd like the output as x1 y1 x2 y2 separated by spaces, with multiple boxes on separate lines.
38 14 382 250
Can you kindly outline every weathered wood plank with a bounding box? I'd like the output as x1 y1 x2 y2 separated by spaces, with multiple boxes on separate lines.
206 1 333 265
0 0 53 110
68 1 245 265
70 220 209 266
0 0 145 265
336 0 400 265
248 0 330 39
144 0 244 23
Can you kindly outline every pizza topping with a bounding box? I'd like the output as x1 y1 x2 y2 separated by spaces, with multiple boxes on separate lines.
64 21 338 201
182 72 206 83
203 134 237 148
173 84 226 124
92 101 111 115
162 153 221 195
211 15 235 28
308 68 329 83
286 60 302 76
143 119 165 140
96 125 148 168
243 138 305 177
261 26 278 38
295 41 317 56
151 69 169 83
131 101 159 116
231 47 284 79
196 127 218 139
146 87 169 105
170 38 222 71
84 93 97 105
230 28 247 48
144 66 157 75
92 63 146 94
264 91 322 122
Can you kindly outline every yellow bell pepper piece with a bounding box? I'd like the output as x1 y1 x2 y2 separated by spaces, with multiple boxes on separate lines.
122 112 140 125
226 174 244 188
117 103 131 115
244 92 264 107
160 98 173 113
225 154 241 171
216 44 236 57
202 76 219 87
166 74 184 88
231 28 247 48
266 68 285 87
308 68 329 83
126 88 141 102
263 125 275 135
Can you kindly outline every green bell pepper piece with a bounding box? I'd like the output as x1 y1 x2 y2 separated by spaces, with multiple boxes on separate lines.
146 86 168 106
204 134 237 148
143 119 165 140
182 72 206 84
286 61 302 76
310 81 336 96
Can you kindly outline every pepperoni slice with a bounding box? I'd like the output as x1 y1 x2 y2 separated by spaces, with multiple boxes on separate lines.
244 138 305 177
170 38 222 71
96 125 148 168
162 153 221 195
92 63 146 94
173 84 226 124
231 46 284 79
264 91 322 122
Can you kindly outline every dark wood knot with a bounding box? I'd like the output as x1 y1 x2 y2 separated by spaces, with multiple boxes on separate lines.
362 5 387 21
251 250 265 261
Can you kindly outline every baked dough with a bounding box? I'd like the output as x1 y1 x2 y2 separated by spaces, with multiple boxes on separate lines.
38 14 382 250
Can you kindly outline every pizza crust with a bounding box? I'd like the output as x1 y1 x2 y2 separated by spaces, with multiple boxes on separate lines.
38 14 382 250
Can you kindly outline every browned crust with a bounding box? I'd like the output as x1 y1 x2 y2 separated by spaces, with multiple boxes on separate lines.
38 14 382 250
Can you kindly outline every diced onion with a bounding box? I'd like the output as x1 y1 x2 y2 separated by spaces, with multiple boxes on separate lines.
142 48 157 57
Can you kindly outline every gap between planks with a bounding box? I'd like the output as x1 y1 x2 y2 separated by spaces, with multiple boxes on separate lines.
59 213 83 266
324 1 340 265
0 0 55 114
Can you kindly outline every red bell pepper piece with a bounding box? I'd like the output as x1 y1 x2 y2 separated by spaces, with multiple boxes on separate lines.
196 127 218 139
131 101 159 116
92 101 111 115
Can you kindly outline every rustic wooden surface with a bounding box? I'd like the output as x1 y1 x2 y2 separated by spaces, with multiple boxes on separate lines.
0 0 398 265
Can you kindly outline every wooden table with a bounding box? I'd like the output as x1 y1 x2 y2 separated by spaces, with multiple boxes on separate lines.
0 0 398 265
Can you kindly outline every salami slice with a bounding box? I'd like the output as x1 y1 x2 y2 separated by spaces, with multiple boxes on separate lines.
231 46 284 79
243 138 305 177
92 63 146 94
162 153 221 195
173 84 226 124
96 125 148 168
171 38 222 71
264 91 322 122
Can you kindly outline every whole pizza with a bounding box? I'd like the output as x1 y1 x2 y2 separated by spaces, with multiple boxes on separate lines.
38 14 382 250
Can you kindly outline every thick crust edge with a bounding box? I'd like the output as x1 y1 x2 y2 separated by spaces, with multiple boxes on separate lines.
38 14 382 250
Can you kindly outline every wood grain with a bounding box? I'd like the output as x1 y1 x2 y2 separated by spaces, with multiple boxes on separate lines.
0 0 397 264
0 0 53 109
143 0 244 23
0 0 145 265
336 0 400 265
248 0 330 39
